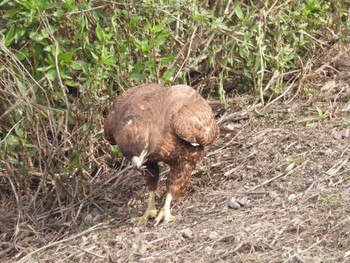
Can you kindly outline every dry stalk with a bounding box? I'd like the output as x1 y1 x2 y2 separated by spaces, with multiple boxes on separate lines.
16 224 110 263
248 160 309 191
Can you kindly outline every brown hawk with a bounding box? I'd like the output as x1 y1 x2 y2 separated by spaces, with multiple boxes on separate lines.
104 84 218 226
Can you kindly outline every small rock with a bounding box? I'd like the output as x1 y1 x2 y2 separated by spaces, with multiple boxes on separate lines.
237 196 248 206
132 243 140 252
333 131 342 140
92 207 101 217
288 194 297 202
226 123 235 131
304 178 313 187
208 231 219 240
182 228 193 239
278 183 285 190
228 197 241 209
205 246 213 254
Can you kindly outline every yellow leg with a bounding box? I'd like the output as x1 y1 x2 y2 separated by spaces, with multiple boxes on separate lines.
154 193 175 226
131 191 158 224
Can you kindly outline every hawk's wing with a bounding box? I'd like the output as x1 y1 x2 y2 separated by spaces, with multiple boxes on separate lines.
171 87 218 146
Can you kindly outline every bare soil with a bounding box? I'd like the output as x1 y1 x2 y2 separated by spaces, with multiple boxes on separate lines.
1 44 350 263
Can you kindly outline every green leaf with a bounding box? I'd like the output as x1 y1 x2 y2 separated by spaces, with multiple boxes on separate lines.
70 61 86 70
96 24 104 41
133 39 153 52
4 26 15 46
15 127 25 138
129 73 144 81
160 54 176 67
41 28 49 38
69 151 80 168
53 9 64 18
27 148 37 158
37 65 54 72
234 4 244 20
30 32 45 42
155 31 171 46
59 53 72 63
14 27 26 42
0 0 11 6
64 80 80 87
6 135 19 148
162 67 177 82
16 48 29 61
151 23 165 34
91 51 99 60
79 83 88 92
109 145 122 157
47 68 57 80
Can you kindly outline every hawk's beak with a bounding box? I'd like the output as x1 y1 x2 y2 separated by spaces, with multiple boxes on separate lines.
131 142 148 170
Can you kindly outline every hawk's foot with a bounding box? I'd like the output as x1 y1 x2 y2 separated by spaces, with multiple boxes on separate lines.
131 208 158 225
153 208 175 226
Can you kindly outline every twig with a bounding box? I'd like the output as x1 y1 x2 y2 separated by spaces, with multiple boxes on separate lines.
284 237 325 263
73 246 105 259
323 156 349 177
217 111 249 124
17 224 110 263
0 117 24 144
0 243 15 256
312 50 346 75
174 27 198 80
248 160 308 191
263 73 299 110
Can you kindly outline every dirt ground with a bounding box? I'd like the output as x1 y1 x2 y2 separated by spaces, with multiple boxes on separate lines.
2 44 350 263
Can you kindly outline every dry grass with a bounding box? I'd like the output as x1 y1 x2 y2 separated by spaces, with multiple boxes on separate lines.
1 43 350 263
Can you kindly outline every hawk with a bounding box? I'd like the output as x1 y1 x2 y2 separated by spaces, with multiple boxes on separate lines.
104 84 218 226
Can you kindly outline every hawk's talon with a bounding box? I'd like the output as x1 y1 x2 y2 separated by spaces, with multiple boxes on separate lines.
131 208 158 225
153 209 175 226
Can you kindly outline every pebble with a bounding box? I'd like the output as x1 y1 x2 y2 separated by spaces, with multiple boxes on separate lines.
288 194 297 202
228 197 241 209
333 131 342 140
304 178 313 187
205 246 213 254
92 207 101 216
208 231 219 240
182 228 193 239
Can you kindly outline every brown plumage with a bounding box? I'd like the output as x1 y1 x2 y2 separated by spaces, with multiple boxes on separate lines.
104 83 218 225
